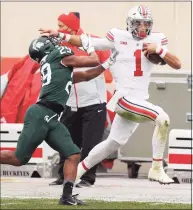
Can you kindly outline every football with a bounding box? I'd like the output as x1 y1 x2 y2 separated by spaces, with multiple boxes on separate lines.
145 53 166 65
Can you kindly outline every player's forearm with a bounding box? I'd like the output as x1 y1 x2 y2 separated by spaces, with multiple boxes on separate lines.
62 53 100 68
73 66 105 83
90 38 114 50
59 32 114 50
163 52 181 70
74 55 100 67
84 66 105 81
58 33 82 47
73 50 117 83
68 35 82 47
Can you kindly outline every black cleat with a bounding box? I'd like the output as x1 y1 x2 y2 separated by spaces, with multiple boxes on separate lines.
49 178 64 186
75 180 93 188
59 194 86 206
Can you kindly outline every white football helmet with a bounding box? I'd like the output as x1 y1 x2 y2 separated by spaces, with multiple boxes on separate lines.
126 5 153 39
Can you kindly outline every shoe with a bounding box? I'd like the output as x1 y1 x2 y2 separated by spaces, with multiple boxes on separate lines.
127 163 141 178
148 167 174 184
75 180 93 188
49 177 64 186
59 194 85 205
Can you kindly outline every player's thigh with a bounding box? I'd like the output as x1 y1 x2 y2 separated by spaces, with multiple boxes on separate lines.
15 105 48 165
46 123 80 158
109 114 139 145
115 97 161 123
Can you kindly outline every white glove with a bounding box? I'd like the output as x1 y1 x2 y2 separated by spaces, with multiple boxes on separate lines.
80 34 94 55
102 50 119 70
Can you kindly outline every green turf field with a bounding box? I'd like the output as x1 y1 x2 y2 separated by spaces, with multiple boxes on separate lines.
0 198 191 209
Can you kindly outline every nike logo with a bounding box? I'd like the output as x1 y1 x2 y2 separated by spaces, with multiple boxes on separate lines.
44 113 57 123
98 110 103 113
66 201 77 205
44 115 50 122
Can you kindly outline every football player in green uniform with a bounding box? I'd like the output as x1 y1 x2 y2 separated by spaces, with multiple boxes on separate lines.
0 36 118 205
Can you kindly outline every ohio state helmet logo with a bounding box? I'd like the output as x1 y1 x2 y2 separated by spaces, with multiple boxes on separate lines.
138 5 148 18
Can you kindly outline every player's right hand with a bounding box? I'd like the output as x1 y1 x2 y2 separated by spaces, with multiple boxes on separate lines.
39 28 59 37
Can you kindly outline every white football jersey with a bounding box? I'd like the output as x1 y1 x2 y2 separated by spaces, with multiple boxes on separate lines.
106 28 168 99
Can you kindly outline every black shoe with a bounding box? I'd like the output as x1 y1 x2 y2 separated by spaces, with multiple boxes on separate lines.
59 194 85 206
75 180 93 188
127 163 141 178
49 178 64 186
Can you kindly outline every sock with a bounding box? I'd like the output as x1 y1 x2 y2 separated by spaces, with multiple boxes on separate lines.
152 123 168 170
75 162 88 182
62 180 74 197
75 138 120 181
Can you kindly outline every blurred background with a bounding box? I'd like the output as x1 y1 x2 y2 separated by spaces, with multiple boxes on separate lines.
1 1 191 70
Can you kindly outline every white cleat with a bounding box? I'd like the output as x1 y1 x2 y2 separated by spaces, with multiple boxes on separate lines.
148 167 174 185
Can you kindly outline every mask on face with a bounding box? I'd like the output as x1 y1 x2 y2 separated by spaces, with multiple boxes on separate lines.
58 29 71 34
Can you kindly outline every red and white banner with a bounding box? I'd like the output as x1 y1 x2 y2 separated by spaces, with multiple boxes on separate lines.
0 124 43 164
168 129 192 171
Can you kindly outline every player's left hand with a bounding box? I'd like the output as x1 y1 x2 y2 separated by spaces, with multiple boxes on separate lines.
39 28 59 37
142 43 157 56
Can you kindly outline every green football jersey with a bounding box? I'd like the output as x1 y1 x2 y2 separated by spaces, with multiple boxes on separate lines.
38 46 74 107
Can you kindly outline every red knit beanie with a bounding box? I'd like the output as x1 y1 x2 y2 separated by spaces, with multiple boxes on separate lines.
58 12 80 31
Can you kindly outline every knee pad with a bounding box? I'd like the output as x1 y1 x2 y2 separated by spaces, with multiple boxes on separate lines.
156 109 170 127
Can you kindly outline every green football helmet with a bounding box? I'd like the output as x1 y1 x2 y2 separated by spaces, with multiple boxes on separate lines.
29 36 56 63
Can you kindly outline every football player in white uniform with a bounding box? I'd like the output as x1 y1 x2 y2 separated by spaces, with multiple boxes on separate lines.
40 5 181 184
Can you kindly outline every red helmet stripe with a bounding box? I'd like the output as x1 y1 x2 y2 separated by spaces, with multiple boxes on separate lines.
139 5 147 16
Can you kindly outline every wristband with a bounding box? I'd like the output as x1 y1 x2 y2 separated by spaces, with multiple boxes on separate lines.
156 45 168 58
58 33 71 42
101 61 109 70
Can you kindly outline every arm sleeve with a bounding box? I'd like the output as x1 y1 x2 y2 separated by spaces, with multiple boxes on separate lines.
90 37 115 50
